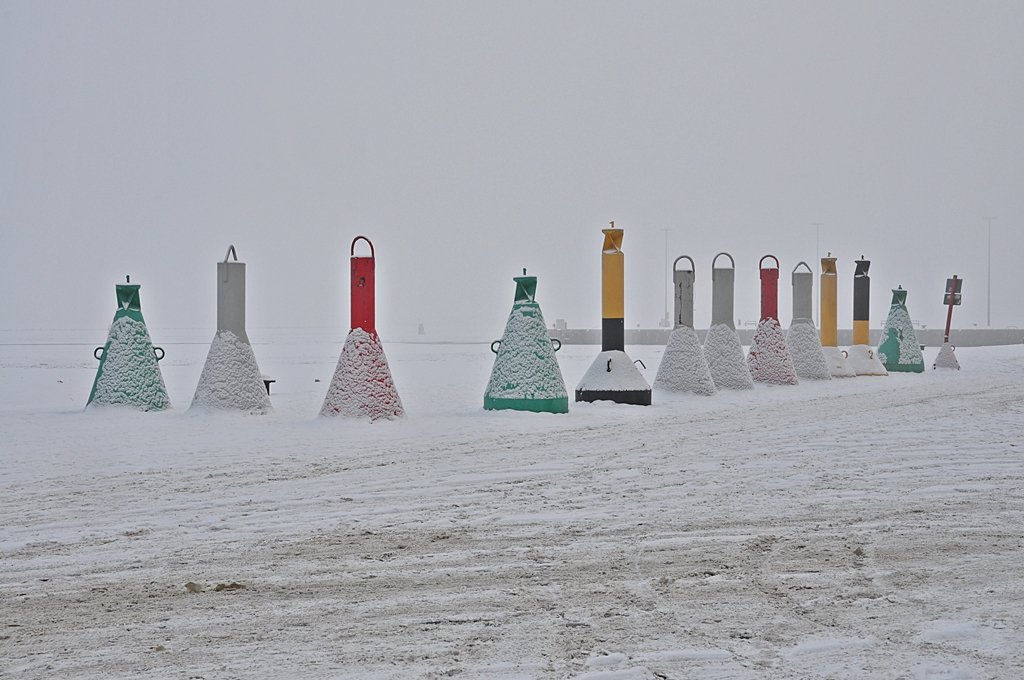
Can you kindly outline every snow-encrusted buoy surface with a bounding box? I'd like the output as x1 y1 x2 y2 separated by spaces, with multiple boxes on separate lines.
320 329 404 420
703 324 753 390
484 303 568 413
878 304 925 373
747 319 798 385
934 343 960 370
653 326 716 395
191 330 271 414
89 316 170 411
576 350 650 392
787 320 831 380
822 346 857 378
847 344 888 376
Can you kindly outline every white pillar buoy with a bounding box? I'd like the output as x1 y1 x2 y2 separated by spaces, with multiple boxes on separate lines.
786 262 831 380
704 253 753 390
654 256 716 395
191 246 272 414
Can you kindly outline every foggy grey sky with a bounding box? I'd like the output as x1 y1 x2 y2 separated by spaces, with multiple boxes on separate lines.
3 1 1022 340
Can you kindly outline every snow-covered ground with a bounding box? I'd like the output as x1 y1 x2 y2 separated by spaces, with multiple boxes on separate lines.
2 328 1023 679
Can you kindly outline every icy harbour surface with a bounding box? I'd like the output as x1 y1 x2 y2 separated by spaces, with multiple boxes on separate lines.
2 328 1023 678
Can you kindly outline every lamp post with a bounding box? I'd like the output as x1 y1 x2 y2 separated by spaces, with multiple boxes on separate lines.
985 217 994 327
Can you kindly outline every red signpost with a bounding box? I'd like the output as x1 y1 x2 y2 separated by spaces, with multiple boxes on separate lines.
759 255 780 321
350 236 376 335
943 274 962 343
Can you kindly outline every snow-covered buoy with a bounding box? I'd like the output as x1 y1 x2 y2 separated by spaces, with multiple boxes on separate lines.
484 271 569 413
576 223 651 405
87 276 171 411
190 246 272 414
320 237 404 420
846 257 887 376
877 286 925 373
704 252 753 390
787 261 831 380
934 275 963 370
653 255 715 395
747 255 798 385
819 254 856 378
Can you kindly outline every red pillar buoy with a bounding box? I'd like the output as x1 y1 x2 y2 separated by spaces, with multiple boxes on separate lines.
350 236 375 335
759 255 780 321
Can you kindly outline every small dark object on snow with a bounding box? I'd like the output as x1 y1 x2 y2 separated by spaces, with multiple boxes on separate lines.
184 582 202 593
214 582 246 592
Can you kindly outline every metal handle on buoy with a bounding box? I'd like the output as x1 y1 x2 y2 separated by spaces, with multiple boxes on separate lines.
793 261 812 274
673 255 695 273
153 347 165 361
351 236 375 259
550 338 561 352
712 252 735 269
759 254 780 270
634 359 646 369
606 358 612 372
93 347 104 360
490 340 501 354
224 245 238 262
842 350 849 358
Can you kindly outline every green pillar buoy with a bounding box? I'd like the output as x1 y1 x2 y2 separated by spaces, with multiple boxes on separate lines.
484 271 568 413
87 278 171 410
877 286 925 373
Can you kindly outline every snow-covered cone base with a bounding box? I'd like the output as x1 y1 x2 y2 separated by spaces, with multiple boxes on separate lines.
191 330 272 414
484 303 568 413
575 350 651 405
822 346 857 378
89 316 170 411
653 326 716 395
878 306 925 373
703 324 754 390
320 329 404 420
934 343 960 370
787 320 832 381
847 345 888 376
747 319 798 385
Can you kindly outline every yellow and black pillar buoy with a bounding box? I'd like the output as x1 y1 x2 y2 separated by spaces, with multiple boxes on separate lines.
575 223 651 405
819 254 856 377
847 256 887 375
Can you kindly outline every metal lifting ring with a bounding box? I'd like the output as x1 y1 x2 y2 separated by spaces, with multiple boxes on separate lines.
792 261 813 274
712 252 735 269
351 236 375 259
550 338 561 352
224 245 238 262
759 254 780 270
490 340 501 354
153 347 165 361
93 346 105 360
672 255 695 274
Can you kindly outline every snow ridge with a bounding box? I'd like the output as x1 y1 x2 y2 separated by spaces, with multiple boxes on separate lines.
787 320 832 380
88 316 170 411
191 330 272 414
320 329 404 420
485 304 567 401
703 324 754 390
653 326 716 395
747 319 799 385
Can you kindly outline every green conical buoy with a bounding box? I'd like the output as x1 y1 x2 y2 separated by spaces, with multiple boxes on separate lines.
877 286 925 373
87 277 171 410
484 271 568 413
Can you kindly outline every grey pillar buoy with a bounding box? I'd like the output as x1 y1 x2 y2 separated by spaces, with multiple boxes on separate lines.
791 261 814 322
672 255 696 329
711 252 736 329
217 245 248 345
